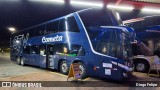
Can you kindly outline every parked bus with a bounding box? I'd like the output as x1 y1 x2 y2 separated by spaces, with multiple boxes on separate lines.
124 16 160 72
10 8 134 80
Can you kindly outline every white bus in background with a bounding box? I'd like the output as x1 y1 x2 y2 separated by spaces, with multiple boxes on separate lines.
124 16 160 72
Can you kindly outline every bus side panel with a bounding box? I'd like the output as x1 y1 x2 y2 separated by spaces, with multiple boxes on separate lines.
31 54 40 66
100 58 121 80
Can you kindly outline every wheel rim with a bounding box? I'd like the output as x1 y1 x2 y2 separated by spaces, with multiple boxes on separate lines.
136 63 145 71
79 64 85 75
21 58 24 65
61 62 68 73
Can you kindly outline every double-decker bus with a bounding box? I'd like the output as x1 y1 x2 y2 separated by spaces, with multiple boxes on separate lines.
10 8 134 80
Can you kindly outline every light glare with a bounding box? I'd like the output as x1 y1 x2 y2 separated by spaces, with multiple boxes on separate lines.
29 0 64 3
16 40 20 43
142 8 160 13
123 18 145 24
8 27 16 32
70 1 103 8
0 0 20 1
107 4 134 10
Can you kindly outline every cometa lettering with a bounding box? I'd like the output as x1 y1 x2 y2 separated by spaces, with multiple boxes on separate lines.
42 35 63 43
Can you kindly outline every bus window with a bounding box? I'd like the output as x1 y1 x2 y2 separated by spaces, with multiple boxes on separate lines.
46 21 59 34
71 44 85 56
58 19 66 32
87 27 118 58
48 45 54 55
66 16 80 32
23 46 30 54
91 29 111 56
120 32 132 59
53 43 70 55
78 9 113 28
30 46 39 54
27 28 35 37
108 30 118 57
40 45 46 55
35 25 46 36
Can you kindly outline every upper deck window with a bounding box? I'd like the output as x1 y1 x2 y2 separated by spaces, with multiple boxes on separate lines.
46 16 80 33
78 9 113 28
66 16 80 32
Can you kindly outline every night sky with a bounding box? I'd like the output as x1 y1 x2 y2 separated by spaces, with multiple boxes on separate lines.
0 0 160 48
0 0 79 46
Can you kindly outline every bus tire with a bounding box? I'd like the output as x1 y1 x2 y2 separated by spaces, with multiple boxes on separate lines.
134 60 150 72
20 57 25 66
60 60 69 75
16 57 21 65
79 62 87 79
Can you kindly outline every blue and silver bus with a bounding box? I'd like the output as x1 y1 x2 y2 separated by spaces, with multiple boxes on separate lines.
10 8 134 80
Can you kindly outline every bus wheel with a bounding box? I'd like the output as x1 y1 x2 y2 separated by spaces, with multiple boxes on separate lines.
79 62 87 79
16 57 21 65
20 57 25 66
60 60 69 75
134 61 149 72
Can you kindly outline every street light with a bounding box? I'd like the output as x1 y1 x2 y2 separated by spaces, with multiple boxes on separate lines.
107 4 134 10
142 7 160 13
8 27 16 33
70 0 103 8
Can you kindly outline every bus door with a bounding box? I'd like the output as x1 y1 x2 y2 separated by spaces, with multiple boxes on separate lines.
29 45 40 66
39 45 47 68
46 45 55 69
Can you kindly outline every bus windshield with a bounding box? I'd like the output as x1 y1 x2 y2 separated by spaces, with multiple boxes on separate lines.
120 32 132 59
78 8 115 27
87 27 132 59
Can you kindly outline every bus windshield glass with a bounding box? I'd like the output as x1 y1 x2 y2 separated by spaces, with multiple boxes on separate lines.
120 32 132 59
87 27 131 59
78 9 113 27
